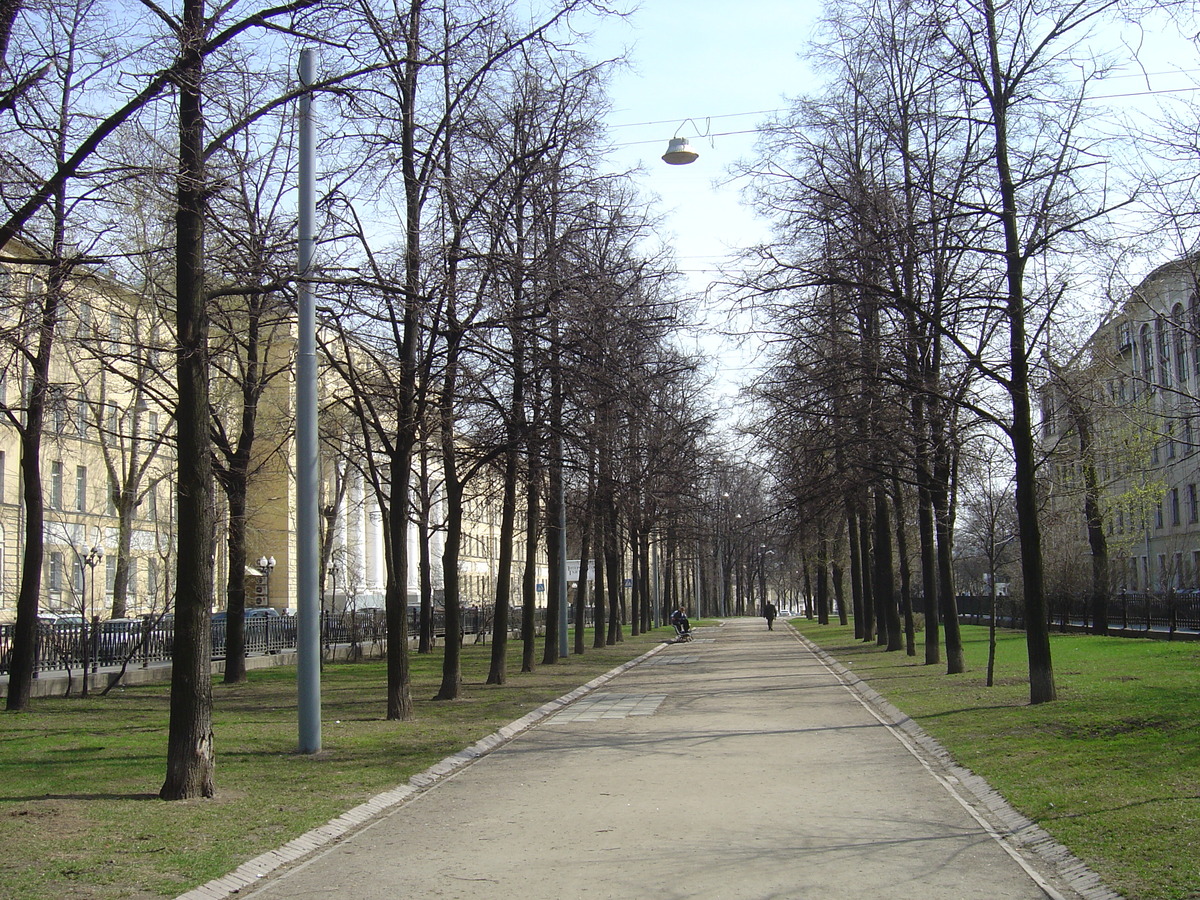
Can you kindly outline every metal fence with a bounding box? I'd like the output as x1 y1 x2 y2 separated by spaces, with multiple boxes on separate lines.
0 603 601 677
955 591 1200 636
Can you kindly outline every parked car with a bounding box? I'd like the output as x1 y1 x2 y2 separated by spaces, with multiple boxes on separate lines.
212 607 280 621
38 612 85 627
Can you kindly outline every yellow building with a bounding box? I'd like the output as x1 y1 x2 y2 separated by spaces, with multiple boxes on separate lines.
0 244 175 622
0 243 543 624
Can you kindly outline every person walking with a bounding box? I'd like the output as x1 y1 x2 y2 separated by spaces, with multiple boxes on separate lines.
764 602 777 630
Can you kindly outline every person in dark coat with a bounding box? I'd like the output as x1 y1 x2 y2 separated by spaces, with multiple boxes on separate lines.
765 602 777 630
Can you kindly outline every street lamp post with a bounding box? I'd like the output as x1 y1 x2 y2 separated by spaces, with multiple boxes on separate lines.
257 555 276 608
83 545 103 685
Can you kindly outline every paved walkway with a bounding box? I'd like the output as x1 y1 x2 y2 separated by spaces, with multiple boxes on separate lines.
185 619 1118 900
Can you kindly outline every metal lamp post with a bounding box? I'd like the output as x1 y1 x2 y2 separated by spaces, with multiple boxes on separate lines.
257 555 276 608
83 545 103 679
295 47 321 753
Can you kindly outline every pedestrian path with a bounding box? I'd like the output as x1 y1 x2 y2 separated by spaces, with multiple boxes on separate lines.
185 619 1118 900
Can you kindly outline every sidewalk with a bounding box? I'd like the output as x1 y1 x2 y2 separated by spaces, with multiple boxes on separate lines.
187 619 1118 900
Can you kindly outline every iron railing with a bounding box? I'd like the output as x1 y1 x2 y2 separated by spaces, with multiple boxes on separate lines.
955 591 1200 636
0 603 600 677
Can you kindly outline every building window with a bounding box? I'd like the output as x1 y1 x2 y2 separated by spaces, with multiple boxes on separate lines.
75 466 87 512
1175 304 1189 384
106 555 116 593
1190 485 1198 524
49 551 63 592
1171 487 1181 526
1156 501 1164 529
51 388 67 433
76 398 89 438
50 461 64 509
1193 293 1200 378
1141 324 1155 386
1158 315 1171 388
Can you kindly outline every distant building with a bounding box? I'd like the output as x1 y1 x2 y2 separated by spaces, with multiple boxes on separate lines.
0 244 539 623
1041 255 1200 597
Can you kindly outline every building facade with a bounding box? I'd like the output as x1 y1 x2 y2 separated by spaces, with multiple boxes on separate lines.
1042 255 1200 597
0 244 534 624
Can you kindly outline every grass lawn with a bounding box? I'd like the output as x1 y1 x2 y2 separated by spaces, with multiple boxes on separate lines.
0 626 676 900
791 620 1200 900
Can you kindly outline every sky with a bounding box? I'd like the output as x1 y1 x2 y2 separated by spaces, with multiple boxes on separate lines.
581 0 826 411
573 2 1200 415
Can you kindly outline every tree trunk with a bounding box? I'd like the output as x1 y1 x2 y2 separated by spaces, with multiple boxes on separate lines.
573 516 591 656
931 469 965 674
385 446 415 720
916 475 940 665
418 448 435 653
640 528 653 632
1061 386 1110 636
542 467 563 663
874 487 904 652
435 449 463 701
6 373 49 711
486 440 519 684
858 500 875 643
627 524 641 637
845 503 863 639
604 499 623 645
161 0 215 797
592 514 605 649
983 0 1055 703
222 480 249 683
521 453 541 673
892 472 916 656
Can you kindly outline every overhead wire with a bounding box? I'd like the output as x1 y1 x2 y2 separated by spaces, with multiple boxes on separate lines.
606 68 1200 147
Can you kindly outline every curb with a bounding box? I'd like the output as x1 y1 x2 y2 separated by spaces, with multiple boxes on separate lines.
175 640 668 900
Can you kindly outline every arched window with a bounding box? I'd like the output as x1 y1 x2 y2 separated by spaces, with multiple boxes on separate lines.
1174 303 1189 386
1157 314 1171 388
1191 292 1200 378
1141 323 1154 388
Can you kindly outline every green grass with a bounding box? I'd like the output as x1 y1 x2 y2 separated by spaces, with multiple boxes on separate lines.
0 626 676 900
791 620 1200 900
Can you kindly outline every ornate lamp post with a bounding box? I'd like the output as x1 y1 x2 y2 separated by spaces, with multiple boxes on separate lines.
83 545 103 680
257 555 276 608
